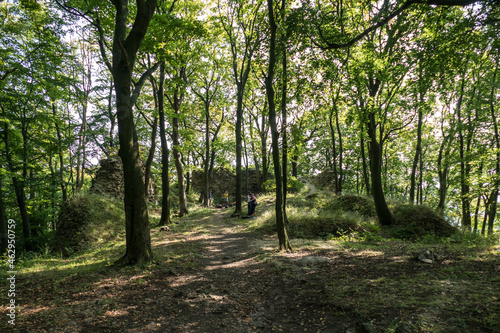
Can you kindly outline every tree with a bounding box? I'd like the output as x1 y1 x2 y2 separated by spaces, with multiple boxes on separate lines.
265 0 292 251
218 0 263 215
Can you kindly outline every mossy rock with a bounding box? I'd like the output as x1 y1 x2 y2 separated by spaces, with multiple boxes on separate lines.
387 204 457 240
325 195 376 217
52 193 125 256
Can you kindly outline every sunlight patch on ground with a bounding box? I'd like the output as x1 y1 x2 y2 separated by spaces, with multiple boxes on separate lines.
204 257 256 271
352 249 384 257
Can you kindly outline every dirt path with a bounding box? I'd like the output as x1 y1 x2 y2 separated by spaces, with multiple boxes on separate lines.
81 209 346 333
4 208 499 333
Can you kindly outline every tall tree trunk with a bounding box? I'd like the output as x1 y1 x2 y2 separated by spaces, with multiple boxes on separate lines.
111 0 157 266
203 99 210 206
260 106 269 186
410 107 422 204
281 31 288 223
329 109 338 189
172 99 188 216
437 125 451 216
335 105 343 194
366 78 394 226
266 0 291 251
487 60 500 235
158 63 171 226
360 130 370 196
235 86 244 215
144 116 158 197
52 103 68 202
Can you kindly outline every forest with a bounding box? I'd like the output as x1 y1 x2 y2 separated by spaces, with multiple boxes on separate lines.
1 0 500 332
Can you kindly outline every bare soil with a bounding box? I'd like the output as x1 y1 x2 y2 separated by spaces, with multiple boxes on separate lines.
1 207 499 333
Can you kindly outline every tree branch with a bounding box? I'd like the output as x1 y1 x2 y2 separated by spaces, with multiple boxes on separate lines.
131 61 161 105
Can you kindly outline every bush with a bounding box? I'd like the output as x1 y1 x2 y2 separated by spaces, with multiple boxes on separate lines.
386 204 457 240
52 193 125 256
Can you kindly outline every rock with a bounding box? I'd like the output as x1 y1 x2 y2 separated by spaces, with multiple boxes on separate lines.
90 155 156 201
360 322 375 333
413 249 438 264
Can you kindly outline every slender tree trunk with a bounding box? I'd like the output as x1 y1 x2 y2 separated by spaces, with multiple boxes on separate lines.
456 74 472 230
291 155 298 178
260 107 269 186
335 105 343 194
281 33 288 222
486 59 499 235
366 78 394 226
203 100 210 206
266 0 291 251
158 63 171 226
234 86 244 214
410 107 422 204
172 101 188 216
473 195 481 233
329 109 338 188
52 103 68 202
481 194 489 235
437 126 451 216
144 116 158 197
360 130 370 196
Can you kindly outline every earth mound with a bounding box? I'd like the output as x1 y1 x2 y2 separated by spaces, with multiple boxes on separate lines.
52 194 124 256
325 194 376 217
388 204 457 240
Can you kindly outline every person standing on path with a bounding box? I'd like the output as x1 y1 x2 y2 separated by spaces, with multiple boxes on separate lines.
208 190 213 207
248 192 257 217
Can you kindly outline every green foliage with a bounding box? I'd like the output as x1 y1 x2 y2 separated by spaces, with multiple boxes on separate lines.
263 176 303 193
52 193 125 256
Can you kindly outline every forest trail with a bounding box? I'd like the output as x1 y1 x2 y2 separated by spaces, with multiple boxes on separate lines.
144 208 345 333
3 207 499 333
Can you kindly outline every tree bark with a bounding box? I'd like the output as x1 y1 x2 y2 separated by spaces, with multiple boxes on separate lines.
487 60 499 235
157 63 171 226
366 78 394 226
52 103 68 203
111 0 157 266
144 116 158 196
171 88 188 216
281 27 288 223
456 74 471 231
266 0 292 251
410 107 422 204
